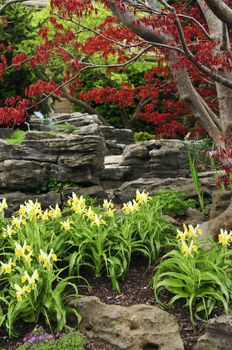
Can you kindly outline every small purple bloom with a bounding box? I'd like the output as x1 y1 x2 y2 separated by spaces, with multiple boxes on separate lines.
23 336 28 343
38 334 45 341
29 336 37 344
55 332 62 339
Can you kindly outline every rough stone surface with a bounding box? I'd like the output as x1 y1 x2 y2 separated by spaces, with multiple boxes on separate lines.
50 112 102 127
121 140 189 180
62 185 107 203
0 126 106 191
209 190 232 219
195 313 232 350
0 113 220 209
185 207 205 226
113 177 195 203
100 126 134 145
0 159 49 190
0 191 61 211
76 296 184 350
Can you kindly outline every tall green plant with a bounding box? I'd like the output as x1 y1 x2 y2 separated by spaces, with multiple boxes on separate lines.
188 147 205 213
151 224 232 326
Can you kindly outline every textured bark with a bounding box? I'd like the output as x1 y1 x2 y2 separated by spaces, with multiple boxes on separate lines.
204 0 232 27
197 0 232 139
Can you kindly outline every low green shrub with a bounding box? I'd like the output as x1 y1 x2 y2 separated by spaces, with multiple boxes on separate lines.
17 328 86 350
134 131 155 142
151 190 196 218
5 130 26 145
151 225 232 325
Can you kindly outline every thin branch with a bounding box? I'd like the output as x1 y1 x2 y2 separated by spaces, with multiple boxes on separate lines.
177 14 212 41
27 44 155 110
165 4 232 89
56 13 145 50
133 96 152 119
61 86 110 126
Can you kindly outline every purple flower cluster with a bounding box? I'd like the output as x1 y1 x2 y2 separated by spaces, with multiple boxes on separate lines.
23 331 62 345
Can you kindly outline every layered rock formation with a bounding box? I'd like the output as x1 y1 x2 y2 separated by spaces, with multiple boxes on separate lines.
0 112 217 210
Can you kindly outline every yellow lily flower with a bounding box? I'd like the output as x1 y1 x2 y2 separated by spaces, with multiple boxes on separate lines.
11 216 25 229
21 270 39 289
68 193 86 214
85 207 96 220
14 284 27 302
0 198 8 213
91 213 106 227
39 209 50 221
24 251 33 264
2 225 16 238
102 199 115 210
218 229 232 247
136 189 150 204
105 208 116 217
0 259 16 274
49 204 61 219
38 249 57 268
61 218 73 231
122 199 139 214
180 240 198 257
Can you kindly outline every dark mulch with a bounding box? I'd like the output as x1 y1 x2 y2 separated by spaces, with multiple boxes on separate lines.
82 257 206 350
0 256 224 350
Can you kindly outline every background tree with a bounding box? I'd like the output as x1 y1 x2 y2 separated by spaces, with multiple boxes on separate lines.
0 1 50 125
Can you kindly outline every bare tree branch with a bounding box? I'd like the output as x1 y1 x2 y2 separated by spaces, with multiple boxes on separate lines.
61 87 110 126
132 96 152 119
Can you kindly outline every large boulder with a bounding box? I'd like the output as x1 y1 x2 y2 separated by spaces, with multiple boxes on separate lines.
113 177 195 203
76 296 184 350
50 112 102 127
0 126 106 191
0 191 61 212
121 140 189 180
195 314 232 350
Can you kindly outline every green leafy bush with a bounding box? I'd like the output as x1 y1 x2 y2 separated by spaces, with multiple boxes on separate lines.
151 190 196 217
134 131 156 142
151 225 232 324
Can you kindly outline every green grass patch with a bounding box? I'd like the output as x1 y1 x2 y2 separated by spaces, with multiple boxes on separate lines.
5 129 26 145
53 124 78 133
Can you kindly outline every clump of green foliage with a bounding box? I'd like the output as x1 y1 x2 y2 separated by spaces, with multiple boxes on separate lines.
5 129 26 144
152 224 232 325
151 190 196 218
134 131 156 142
41 178 75 193
17 328 86 350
